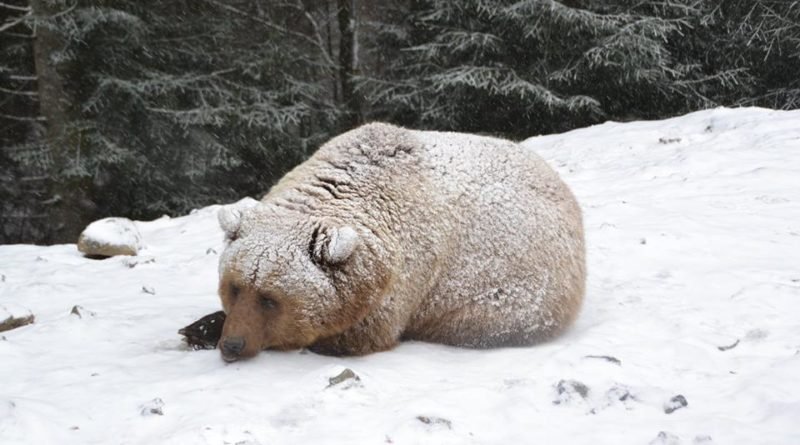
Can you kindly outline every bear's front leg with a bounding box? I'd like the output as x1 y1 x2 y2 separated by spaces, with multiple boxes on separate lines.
310 314 400 356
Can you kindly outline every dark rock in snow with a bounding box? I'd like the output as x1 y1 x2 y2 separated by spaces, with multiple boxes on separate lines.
327 368 361 388
650 431 681 445
717 339 739 351
584 355 622 366
0 314 34 333
664 395 688 414
554 379 589 404
588 384 639 415
179 311 226 350
416 415 452 429
140 398 164 416
606 384 634 402
123 257 155 268
70 305 95 319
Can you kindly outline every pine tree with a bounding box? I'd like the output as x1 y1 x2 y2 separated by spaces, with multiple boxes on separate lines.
70 0 335 219
362 0 709 136
1 0 799 244
706 0 800 109
3 0 348 241
1 0 52 242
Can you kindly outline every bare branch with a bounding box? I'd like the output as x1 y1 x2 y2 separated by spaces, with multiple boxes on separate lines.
2 31 33 38
8 74 37 81
0 112 46 122
297 0 337 68
0 10 30 33
202 0 336 68
0 2 30 12
0 85 39 96
49 1 76 20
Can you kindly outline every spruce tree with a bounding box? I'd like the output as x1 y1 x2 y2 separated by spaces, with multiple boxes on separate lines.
2 0 799 244
362 0 706 136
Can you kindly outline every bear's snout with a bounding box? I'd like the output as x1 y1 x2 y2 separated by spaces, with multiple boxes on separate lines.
220 336 246 361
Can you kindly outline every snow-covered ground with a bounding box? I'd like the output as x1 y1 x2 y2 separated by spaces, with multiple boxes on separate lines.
1 108 799 444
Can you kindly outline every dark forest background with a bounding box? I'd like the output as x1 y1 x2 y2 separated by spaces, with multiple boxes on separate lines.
2 0 799 244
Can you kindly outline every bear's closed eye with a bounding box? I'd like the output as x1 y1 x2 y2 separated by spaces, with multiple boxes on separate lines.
230 284 240 300
259 295 278 310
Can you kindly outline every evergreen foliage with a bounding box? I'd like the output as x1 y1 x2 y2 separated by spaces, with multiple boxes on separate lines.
362 0 800 137
1 0 799 243
53 1 340 220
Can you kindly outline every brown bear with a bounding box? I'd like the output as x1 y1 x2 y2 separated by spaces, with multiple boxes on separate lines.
216 123 585 361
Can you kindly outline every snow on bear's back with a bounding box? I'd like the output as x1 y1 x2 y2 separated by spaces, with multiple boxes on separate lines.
413 128 579 215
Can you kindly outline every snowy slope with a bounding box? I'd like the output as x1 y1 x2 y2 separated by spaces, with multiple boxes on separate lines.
1 107 799 445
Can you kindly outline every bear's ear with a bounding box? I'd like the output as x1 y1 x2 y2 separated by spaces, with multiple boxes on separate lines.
218 206 243 241
311 224 359 266
218 198 258 241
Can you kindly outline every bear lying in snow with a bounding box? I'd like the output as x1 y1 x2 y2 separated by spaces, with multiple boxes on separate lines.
215 123 585 361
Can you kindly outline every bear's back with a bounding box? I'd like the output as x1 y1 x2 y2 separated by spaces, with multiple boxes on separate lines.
308 122 567 201
258 122 585 349
403 128 585 346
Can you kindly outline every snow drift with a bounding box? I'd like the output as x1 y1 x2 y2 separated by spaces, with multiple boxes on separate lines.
1 108 799 444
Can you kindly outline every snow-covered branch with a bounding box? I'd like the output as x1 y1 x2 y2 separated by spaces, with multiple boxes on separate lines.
0 85 38 96
0 9 29 32
0 112 46 121
0 2 29 12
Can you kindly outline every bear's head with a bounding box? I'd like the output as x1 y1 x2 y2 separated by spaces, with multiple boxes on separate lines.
215 201 389 362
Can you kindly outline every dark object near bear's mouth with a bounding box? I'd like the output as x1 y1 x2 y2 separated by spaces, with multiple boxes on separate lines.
178 310 226 350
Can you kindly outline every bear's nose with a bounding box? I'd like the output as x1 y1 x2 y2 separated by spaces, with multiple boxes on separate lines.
221 336 246 359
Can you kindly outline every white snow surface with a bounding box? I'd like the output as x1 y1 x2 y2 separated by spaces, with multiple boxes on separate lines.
1 108 799 444
1 303 33 323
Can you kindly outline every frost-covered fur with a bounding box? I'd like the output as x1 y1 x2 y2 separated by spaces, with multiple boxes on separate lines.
217 123 585 359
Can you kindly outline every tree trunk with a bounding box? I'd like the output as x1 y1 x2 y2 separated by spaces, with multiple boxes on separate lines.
337 0 361 129
30 0 95 243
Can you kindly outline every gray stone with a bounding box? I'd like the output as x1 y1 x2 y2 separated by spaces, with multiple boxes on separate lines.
139 398 164 416
0 314 34 333
77 217 143 258
327 368 361 388
416 415 452 429
0 305 35 333
664 395 688 414
650 431 681 445
554 379 590 405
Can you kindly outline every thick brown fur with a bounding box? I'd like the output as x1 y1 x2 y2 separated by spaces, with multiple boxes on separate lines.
217 123 585 360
